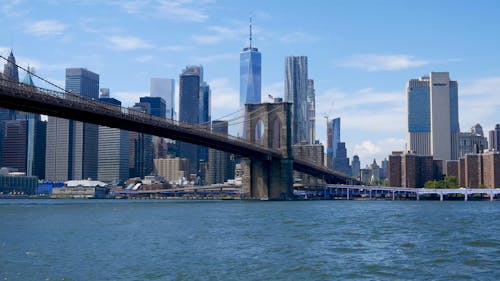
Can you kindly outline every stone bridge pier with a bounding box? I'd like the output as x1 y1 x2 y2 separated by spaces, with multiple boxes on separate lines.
241 102 294 200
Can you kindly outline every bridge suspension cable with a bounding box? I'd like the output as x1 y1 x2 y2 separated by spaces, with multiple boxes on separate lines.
0 55 69 94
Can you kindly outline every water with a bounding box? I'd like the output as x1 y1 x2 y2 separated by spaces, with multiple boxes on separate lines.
1 200 499 281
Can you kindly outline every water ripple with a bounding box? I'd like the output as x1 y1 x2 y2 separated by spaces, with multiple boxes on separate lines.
0 200 499 281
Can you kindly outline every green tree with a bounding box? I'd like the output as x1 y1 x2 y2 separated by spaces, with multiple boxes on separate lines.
444 176 458 189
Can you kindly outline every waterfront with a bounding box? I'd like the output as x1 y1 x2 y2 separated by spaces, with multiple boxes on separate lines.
1 200 499 280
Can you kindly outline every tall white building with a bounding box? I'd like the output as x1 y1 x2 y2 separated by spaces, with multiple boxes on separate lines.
150 78 175 120
406 72 459 161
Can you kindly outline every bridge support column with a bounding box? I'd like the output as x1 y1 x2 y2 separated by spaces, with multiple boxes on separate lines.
490 193 494 202
243 102 294 200
439 193 444 201
464 192 468 202
241 157 293 200
392 190 395 201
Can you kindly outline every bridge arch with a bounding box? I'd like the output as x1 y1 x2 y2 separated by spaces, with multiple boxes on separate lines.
243 102 293 199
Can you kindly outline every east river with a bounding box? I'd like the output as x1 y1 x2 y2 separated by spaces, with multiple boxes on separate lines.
1 199 499 280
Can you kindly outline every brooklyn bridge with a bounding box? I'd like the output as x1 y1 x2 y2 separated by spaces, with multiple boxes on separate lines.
0 75 357 200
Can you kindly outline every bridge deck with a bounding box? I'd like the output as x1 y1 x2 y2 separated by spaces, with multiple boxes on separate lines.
0 78 355 184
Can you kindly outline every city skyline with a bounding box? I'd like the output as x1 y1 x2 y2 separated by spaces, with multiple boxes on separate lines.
1 1 500 165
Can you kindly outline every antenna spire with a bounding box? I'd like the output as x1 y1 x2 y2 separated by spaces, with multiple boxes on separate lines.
249 13 253 49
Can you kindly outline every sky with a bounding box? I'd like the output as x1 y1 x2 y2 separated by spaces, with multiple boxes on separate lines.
1 0 500 167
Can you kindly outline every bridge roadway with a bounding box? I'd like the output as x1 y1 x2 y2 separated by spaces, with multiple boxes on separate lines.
314 185 500 201
0 78 353 184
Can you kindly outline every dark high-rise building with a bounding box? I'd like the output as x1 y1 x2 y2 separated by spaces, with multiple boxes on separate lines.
0 67 46 179
489 124 500 151
179 65 208 174
285 56 308 144
98 94 129 182
3 50 19 82
1 120 28 172
401 153 434 188
326 117 340 168
140 95 169 160
333 142 350 175
381 158 389 179
389 151 403 187
128 104 153 178
198 82 211 165
351 155 360 179
206 121 230 185
46 68 99 181
140 96 166 119
0 50 19 127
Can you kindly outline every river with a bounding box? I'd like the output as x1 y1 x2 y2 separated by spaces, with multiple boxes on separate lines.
1 199 499 280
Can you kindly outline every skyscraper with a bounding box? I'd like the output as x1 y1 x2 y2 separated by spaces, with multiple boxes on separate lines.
333 142 350 175
239 16 261 138
459 124 488 157
307 79 316 144
0 65 46 178
1 120 28 172
46 68 99 181
179 65 206 174
351 155 360 179
150 78 175 119
326 117 340 168
285 56 308 144
489 124 500 151
3 50 19 82
206 121 230 185
0 50 19 122
98 94 129 182
22 69 45 178
140 96 166 119
406 72 459 161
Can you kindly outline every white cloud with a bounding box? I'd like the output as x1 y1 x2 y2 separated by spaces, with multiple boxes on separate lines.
117 0 209 23
280 32 319 44
207 78 239 113
0 47 66 77
158 0 208 22
135 55 154 63
459 76 500 130
263 82 284 100
313 86 407 166
159 45 192 52
78 17 122 34
316 88 404 114
353 138 405 166
191 25 246 45
119 0 150 14
112 91 149 107
1 0 24 17
189 53 237 64
25 20 68 37
107 36 153 51
338 54 430 71
460 76 500 97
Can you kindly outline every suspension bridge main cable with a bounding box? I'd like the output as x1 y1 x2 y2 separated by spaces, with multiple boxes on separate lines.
0 55 72 95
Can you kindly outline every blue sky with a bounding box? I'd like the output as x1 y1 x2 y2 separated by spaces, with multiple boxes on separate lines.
1 0 500 167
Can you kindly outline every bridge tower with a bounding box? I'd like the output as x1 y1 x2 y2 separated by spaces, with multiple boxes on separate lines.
242 102 294 200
